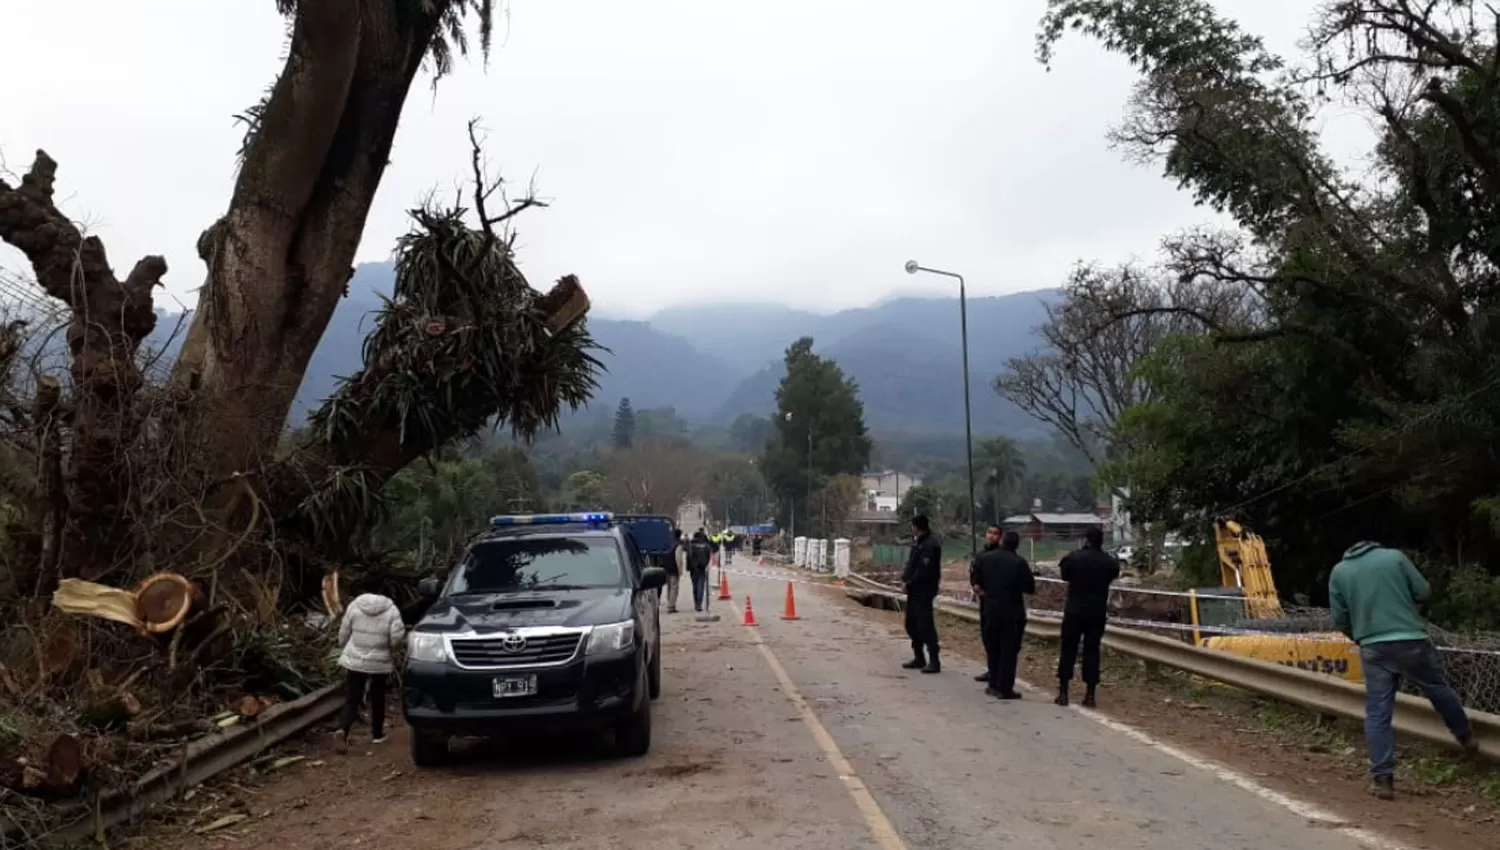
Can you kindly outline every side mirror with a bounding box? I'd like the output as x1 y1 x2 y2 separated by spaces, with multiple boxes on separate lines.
418 577 443 598
639 566 667 591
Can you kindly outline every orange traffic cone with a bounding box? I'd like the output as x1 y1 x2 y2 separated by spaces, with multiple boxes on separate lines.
781 581 800 620
717 569 731 600
742 595 758 626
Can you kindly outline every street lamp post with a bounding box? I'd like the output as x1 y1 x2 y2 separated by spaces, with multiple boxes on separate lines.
904 260 978 558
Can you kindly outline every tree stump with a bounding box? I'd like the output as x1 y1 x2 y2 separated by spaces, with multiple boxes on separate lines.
42 734 83 795
133 572 203 634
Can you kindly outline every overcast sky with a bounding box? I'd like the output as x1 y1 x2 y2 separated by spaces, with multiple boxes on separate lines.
2 0 1372 319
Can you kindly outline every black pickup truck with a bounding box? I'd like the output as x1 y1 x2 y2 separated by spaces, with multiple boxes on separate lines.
615 514 679 571
401 512 666 766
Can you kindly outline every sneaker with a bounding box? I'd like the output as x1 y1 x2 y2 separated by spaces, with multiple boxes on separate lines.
1460 734 1481 760
1369 776 1395 800
901 658 925 670
371 734 389 745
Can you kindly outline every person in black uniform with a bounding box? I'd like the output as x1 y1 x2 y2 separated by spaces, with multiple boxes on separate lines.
973 529 1035 699
1055 527 1121 707
900 515 943 674
969 526 1002 682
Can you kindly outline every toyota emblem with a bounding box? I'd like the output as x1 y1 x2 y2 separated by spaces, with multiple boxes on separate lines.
500 634 527 653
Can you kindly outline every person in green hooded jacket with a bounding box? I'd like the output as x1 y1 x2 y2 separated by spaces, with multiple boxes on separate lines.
1328 541 1479 800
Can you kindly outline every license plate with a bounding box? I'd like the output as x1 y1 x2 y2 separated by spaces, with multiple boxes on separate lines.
492 675 538 698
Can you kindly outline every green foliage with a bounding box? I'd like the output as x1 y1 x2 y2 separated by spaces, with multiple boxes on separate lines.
728 413 775 453
975 437 1026 524
701 454 770 523
375 449 545 572
1038 0 1500 618
897 485 942 520
612 398 635 449
634 406 688 441
295 203 599 544
760 338 873 535
559 469 608 510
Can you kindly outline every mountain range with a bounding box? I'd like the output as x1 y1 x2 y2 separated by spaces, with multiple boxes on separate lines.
137 262 1060 438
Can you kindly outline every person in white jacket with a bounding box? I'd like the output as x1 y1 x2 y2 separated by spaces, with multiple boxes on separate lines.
335 591 406 748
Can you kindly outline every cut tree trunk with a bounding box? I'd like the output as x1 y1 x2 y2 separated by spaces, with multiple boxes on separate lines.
42 734 84 795
133 573 204 634
80 691 142 733
51 578 145 631
321 571 343 619
0 152 164 582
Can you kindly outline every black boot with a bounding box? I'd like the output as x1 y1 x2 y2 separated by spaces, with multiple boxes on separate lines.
1054 682 1069 706
921 649 941 674
974 671 990 682
901 646 926 670
1082 684 1097 708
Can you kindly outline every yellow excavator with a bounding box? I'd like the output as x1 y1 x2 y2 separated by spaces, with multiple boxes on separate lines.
1185 519 1363 683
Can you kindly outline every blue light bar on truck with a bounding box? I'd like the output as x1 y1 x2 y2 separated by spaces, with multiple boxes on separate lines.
490 512 614 526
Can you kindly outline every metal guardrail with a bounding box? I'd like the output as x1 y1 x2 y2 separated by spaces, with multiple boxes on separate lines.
1 683 343 848
842 574 1500 762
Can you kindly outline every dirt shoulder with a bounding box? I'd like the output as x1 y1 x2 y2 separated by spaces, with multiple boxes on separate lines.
830 585 1500 850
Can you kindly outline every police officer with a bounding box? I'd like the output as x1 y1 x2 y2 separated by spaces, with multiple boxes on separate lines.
969 526 1002 683
900 515 942 674
1055 527 1121 707
973 528 1035 699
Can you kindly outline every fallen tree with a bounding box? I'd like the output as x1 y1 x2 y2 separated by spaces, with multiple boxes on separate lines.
0 1 603 814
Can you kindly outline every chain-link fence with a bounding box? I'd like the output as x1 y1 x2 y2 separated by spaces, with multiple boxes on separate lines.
855 551 1500 715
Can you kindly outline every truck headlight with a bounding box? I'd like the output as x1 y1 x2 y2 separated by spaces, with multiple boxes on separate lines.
585 621 635 655
407 632 449 664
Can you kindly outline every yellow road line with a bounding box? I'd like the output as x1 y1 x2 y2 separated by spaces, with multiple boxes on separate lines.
730 602 908 850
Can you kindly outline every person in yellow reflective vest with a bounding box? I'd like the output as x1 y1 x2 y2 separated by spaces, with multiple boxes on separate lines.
722 530 737 565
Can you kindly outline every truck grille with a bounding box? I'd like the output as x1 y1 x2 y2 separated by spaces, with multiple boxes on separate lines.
449 632 584 668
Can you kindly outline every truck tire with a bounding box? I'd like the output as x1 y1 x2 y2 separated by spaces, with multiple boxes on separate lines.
409 729 449 767
614 678 652 757
648 632 662 700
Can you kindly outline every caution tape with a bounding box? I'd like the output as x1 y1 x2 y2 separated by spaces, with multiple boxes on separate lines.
722 565 836 587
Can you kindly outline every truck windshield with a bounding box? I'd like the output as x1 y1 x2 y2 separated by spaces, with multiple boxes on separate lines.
449 538 625 594
619 516 676 554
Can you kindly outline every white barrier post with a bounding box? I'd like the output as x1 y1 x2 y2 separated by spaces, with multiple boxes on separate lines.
833 538 851 578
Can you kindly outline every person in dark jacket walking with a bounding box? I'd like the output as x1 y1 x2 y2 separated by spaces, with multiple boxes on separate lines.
969 526 1002 682
1055 527 1120 707
901 515 943 673
973 529 1035 699
686 529 715 612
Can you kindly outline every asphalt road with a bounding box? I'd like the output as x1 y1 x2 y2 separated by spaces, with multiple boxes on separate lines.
146 563 1392 850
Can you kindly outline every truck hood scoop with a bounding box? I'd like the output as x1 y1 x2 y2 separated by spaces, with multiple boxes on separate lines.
488 599 567 612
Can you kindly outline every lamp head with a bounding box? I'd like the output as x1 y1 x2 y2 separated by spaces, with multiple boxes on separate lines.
904 260 920 275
